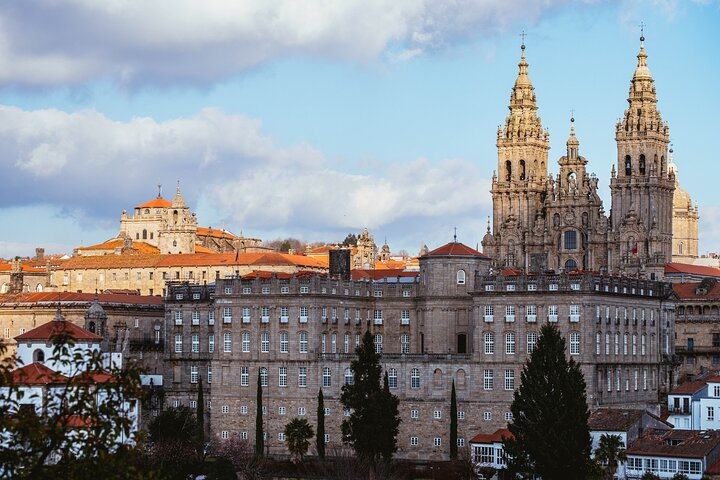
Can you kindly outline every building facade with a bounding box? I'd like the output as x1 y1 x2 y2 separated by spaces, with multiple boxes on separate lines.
483 36 676 280
162 242 674 459
668 149 700 264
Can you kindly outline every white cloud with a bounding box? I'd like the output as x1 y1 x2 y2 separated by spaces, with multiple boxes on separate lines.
0 104 492 253
0 0 578 88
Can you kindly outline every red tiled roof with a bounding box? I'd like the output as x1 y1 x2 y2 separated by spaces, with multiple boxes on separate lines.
352 269 418 281
79 239 160 255
0 292 163 306
241 270 294 280
626 429 720 459
197 227 236 239
15 318 103 341
665 263 720 278
470 428 513 444
136 197 172 209
73 370 116 384
588 409 646 431
670 379 707 396
672 282 720 300
0 263 45 273
57 251 326 270
424 242 485 257
62 415 94 428
12 362 68 385
194 245 215 254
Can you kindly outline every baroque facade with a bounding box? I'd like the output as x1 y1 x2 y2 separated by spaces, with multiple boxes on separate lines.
483 36 676 280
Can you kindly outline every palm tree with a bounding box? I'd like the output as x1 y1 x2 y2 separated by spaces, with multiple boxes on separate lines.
284 418 315 463
594 434 627 479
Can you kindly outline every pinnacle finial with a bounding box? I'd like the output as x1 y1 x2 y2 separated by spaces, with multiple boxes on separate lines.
157 184 162 198
639 21 645 44
176 180 181 195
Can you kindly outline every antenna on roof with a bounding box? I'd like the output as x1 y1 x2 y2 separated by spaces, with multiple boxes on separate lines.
157 184 162 198
453 227 458 243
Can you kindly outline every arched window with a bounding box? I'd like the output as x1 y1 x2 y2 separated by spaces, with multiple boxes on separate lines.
519 160 526 180
625 155 632 176
457 333 467 354
505 160 512 181
173 210 179 224
456 270 466 285
456 369 466 390
344 367 354 385
322 367 332 387
564 230 577 250
142 229 148 240
144 209 150 214
33 349 45 363
433 368 443 389
388 368 398 388
150 233 154 239
136 233 139 239
260 367 268 387
565 259 578 272
639 154 646 175
35 284 43 292
88 321 96 334
678 242 684 255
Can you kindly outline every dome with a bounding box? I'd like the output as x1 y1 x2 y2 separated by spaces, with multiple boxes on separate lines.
674 184 693 210
85 298 107 319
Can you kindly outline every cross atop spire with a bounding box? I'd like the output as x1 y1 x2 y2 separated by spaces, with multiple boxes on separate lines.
639 21 646 42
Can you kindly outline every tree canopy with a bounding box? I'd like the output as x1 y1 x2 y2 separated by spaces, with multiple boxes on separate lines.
340 331 400 463
503 324 593 479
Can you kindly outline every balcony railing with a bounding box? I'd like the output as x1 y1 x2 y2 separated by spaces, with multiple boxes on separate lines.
526 315 537 323
484 315 494 323
570 314 580 323
548 315 558 322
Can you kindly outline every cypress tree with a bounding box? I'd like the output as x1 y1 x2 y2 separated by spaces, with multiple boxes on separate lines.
316 388 326 459
450 379 458 460
503 324 592 479
255 371 264 457
196 376 205 456
341 331 400 463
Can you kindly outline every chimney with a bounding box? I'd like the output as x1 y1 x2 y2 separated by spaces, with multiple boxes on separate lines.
35 248 45 261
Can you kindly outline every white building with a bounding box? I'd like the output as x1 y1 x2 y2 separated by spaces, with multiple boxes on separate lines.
625 429 720 479
667 376 720 430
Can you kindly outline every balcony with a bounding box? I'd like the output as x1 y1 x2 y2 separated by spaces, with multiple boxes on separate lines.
242 316 251 324
570 314 580 323
299 316 308 324
548 315 558 322
669 407 690 415
505 315 515 323
223 316 232 324
526 315 537 323
280 316 289 324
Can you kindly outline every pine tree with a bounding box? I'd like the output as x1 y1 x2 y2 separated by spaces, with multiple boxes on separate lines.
255 372 264 457
316 388 326 459
196 376 205 457
450 379 458 460
341 331 400 463
503 324 592 479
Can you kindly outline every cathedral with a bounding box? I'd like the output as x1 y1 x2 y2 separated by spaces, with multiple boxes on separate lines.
482 35 691 280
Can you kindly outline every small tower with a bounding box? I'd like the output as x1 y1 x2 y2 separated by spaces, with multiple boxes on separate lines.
85 296 109 350
158 183 198 254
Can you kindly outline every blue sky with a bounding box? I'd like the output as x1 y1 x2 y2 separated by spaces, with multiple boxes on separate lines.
0 0 718 258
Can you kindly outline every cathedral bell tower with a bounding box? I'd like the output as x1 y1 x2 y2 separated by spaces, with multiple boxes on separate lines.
610 33 674 277
484 42 550 268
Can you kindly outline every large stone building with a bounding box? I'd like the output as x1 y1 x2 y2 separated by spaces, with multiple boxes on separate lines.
163 243 674 459
669 148 700 264
483 36 675 280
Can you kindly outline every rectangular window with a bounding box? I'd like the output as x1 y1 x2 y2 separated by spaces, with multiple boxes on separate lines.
242 307 251 323
190 365 198 384
569 332 580 355
374 309 383 325
191 334 199 353
280 332 289 353
485 284 495 291
174 311 183 325
527 332 538 354
241 366 249 386
280 306 289 323
504 370 515 390
411 368 420 389
505 332 516 354
527 283 537 291
207 366 212 384
401 310 410 325
505 305 516 322
434 437 442 447
299 332 308 353
223 332 232 352
175 334 183 353
191 311 200 325
208 334 215 353
434 410 442 419
548 305 558 322
569 304 580 322
484 333 494 354
279 367 287 387
298 367 307 387
410 436 418 446
708 406 715 421
300 306 308 323
484 369 493 390
298 407 306 416
526 305 537 322
410 409 419 419
484 305 494 322
208 311 215 325
223 307 232 323
261 331 270 353
261 306 269 323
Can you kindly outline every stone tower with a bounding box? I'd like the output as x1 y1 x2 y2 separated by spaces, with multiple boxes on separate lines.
610 34 674 278
668 148 699 264
484 42 550 268
158 184 198 254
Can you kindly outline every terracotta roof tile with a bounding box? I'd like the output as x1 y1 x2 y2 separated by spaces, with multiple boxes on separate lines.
0 263 45 273
136 197 172 209
424 242 485 257
626 429 720 459
352 269 418 281
197 227 236 239
0 292 163 306
16 318 103 341
672 281 720 300
665 263 720 278
469 428 513 444
12 362 68 385
194 245 215 254
79 239 160 255
588 408 646 431
670 379 707 395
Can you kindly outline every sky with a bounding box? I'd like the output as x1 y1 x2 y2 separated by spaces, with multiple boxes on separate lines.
0 0 718 258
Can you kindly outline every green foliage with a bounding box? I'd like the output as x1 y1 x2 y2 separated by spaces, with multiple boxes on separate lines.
256 371 264 457
340 331 400 463
147 406 198 443
284 418 315 463
450 379 458 460
0 333 152 479
503 324 593 479
341 233 358 246
196 376 205 457
594 433 627 479
316 388 325 459
641 473 661 480
145 407 200 478
671 474 690 480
